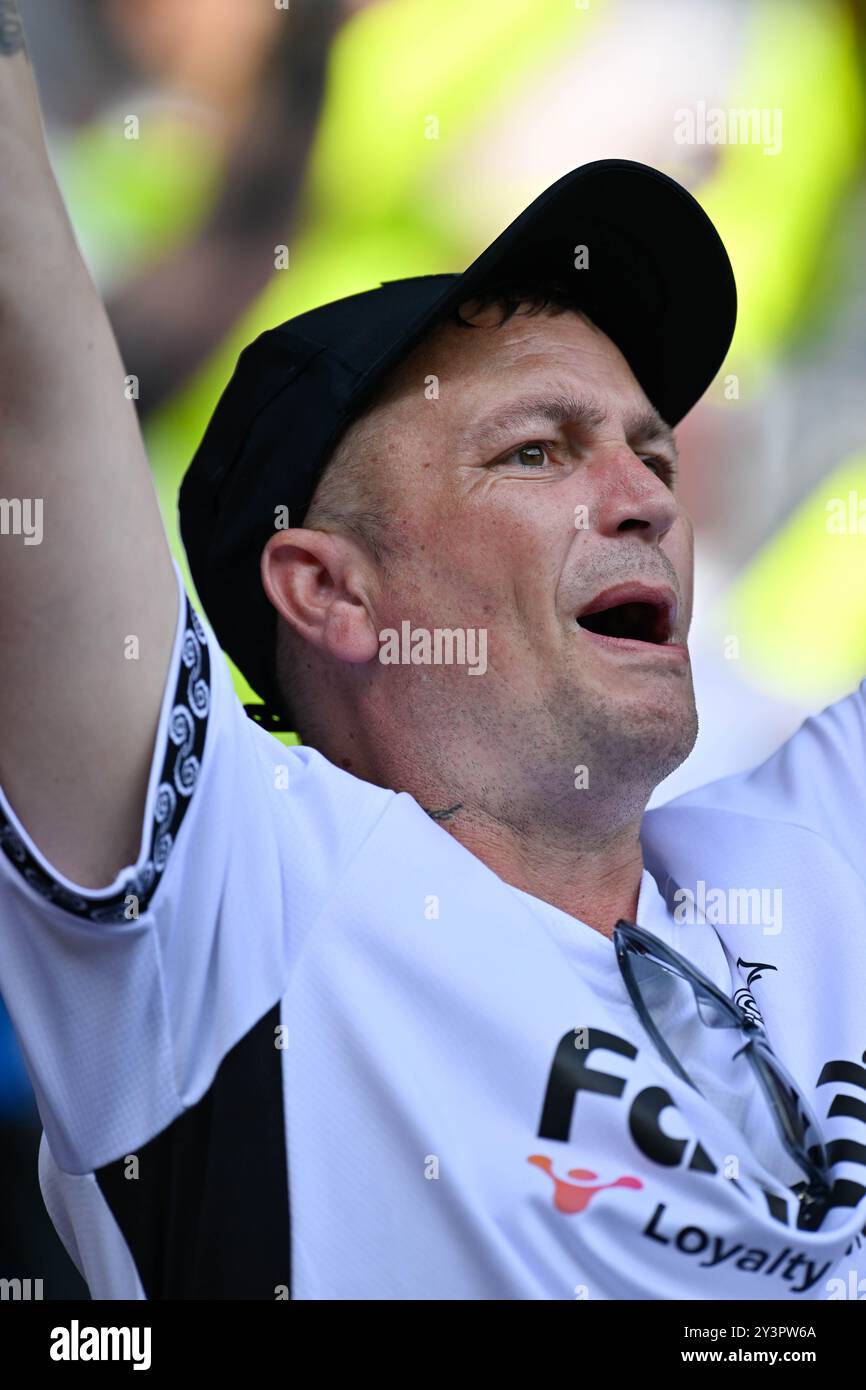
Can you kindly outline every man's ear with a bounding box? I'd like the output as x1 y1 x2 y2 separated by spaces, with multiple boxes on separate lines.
261 527 381 665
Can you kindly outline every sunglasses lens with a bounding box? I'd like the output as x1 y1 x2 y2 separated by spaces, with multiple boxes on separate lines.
630 948 731 1028
625 944 821 1192
751 1045 828 1170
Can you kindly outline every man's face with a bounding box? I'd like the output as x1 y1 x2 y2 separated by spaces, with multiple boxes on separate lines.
355 303 698 811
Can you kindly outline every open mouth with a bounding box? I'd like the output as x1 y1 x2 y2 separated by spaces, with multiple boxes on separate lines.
576 600 670 645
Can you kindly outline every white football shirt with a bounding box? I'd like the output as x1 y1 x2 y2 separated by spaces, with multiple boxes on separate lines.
1 562 865 1300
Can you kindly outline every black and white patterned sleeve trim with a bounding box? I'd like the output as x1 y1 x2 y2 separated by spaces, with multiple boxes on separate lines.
0 598 211 923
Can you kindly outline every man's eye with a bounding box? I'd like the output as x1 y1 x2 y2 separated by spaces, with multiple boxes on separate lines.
496 442 553 470
642 455 678 486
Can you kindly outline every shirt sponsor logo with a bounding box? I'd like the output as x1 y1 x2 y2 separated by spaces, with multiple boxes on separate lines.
530 1026 866 1232
526 1156 642 1213
643 1203 835 1294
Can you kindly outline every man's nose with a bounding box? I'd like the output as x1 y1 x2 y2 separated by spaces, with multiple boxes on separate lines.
588 445 679 543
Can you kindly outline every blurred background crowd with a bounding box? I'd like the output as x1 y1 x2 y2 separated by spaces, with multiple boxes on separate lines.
2 0 866 1296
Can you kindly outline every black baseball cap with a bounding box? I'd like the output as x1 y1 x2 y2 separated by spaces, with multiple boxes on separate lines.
179 158 736 717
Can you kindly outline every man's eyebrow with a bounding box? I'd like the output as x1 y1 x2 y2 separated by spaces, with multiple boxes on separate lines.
462 391 678 460
626 405 679 460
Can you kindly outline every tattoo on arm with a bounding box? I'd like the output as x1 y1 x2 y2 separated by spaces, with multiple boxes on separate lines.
0 1 27 59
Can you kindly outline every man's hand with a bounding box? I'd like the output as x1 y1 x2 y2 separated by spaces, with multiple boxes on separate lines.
0 1 178 888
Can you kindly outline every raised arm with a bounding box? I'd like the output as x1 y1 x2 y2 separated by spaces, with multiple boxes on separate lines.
0 4 178 887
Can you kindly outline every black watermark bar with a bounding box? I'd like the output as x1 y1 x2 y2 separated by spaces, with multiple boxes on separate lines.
0 1296 861 1375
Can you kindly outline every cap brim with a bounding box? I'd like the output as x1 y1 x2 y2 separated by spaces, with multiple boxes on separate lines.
356 158 736 428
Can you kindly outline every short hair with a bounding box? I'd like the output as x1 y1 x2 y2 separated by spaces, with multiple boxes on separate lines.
449 278 597 331
274 278 595 737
